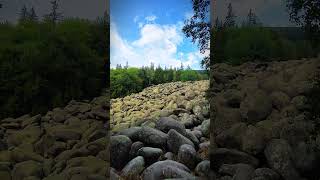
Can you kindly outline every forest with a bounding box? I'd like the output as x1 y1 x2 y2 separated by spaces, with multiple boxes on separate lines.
0 2 109 119
212 5 319 65
110 65 208 98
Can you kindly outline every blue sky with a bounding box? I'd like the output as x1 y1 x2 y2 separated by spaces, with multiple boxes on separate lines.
110 0 208 70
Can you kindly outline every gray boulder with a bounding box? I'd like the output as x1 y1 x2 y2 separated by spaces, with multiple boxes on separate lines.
177 144 197 169
155 117 186 136
240 90 272 123
110 135 132 170
167 129 194 154
195 160 210 177
142 160 193 180
264 139 301 180
252 168 280 180
121 156 145 179
137 147 163 165
210 148 259 170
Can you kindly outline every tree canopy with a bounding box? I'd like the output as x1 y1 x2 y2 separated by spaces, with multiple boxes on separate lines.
182 0 210 69
0 6 108 119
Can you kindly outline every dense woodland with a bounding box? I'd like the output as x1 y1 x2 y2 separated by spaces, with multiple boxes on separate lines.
0 2 109 119
111 65 208 98
212 4 319 65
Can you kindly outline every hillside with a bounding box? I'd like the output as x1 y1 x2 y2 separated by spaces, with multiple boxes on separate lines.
110 80 211 179
211 58 320 180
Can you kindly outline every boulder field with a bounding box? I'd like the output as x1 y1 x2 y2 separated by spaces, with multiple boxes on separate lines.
211 58 320 180
110 80 212 179
1 58 320 180
0 96 110 180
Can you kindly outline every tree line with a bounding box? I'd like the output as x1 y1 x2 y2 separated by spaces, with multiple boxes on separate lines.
212 3 319 65
111 64 208 98
0 0 109 119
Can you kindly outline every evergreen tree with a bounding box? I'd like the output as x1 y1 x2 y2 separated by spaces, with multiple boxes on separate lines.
180 62 184 70
246 9 260 27
182 0 210 68
44 0 63 23
215 17 223 29
28 7 38 21
224 3 236 28
19 5 28 22
124 61 129 69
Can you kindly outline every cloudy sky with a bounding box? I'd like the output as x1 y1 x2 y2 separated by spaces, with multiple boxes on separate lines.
110 0 208 70
0 0 107 23
214 0 297 27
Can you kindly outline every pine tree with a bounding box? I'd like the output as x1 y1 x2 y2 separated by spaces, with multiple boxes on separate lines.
215 17 223 29
19 5 28 22
28 7 38 21
180 62 184 70
224 3 236 28
246 9 260 27
44 0 63 23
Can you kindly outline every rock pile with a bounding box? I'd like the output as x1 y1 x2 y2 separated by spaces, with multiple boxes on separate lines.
111 81 209 131
110 80 212 179
0 96 109 180
211 58 320 180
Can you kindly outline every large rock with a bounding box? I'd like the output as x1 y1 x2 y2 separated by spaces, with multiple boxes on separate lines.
219 164 255 180
223 89 243 108
120 127 167 148
167 129 194 154
137 147 163 165
200 120 210 138
155 117 186 136
177 144 197 169
121 156 145 179
213 107 242 135
129 141 144 159
252 168 280 180
215 122 247 149
195 160 210 177
210 148 259 170
264 139 301 180
241 125 267 155
270 91 290 110
12 160 43 180
110 135 132 170
141 160 194 180
240 90 272 123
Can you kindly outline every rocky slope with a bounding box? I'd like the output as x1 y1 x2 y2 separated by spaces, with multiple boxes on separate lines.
211 58 320 180
110 81 213 179
0 96 110 180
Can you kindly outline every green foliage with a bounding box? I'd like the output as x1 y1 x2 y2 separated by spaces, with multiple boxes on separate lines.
286 0 320 45
111 66 208 99
212 27 317 65
0 18 107 119
182 0 210 69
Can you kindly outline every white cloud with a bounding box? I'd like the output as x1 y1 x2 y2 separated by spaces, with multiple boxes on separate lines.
145 15 157 22
184 51 206 67
110 23 145 68
110 20 206 69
